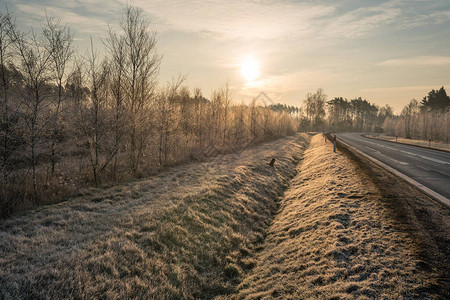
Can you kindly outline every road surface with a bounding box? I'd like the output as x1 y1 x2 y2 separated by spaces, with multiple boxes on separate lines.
335 132 450 201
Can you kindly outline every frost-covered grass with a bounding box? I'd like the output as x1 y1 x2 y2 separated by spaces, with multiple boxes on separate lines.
1 133 442 299
0 134 310 299
236 134 433 299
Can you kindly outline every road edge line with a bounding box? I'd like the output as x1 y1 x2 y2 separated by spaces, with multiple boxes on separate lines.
337 138 450 209
362 134 450 154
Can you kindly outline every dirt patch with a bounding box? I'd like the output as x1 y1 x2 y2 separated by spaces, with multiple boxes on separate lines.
236 134 441 299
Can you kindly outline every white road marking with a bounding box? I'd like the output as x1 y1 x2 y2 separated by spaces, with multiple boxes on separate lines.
364 144 410 165
347 135 449 166
375 152 409 165
400 150 450 165
433 169 450 177
417 165 430 171
365 146 379 153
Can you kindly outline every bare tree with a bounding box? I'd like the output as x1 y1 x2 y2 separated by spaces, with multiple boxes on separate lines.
157 76 184 166
0 10 12 186
82 38 111 184
178 85 192 153
120 5 161 174
7 17 53 201
192 87 204 149
105 26 127 178
0 10 25 212
222 83 231 146
401 99 419 139
42 15 74 174
65 58 90 174
304 88 326 131
250 98 258 141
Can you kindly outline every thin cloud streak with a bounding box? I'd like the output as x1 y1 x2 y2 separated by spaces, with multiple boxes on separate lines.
379 56 450 66
15 3 108 34
134 0 335 40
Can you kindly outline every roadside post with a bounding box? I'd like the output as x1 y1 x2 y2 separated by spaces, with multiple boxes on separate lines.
333 135 337 153
429 138 431 148
396 136 398 142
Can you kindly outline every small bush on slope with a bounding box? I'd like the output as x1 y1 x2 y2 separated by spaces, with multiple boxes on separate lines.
0 134 310 299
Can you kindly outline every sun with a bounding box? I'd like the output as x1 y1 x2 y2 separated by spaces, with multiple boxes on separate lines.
241 57 260 82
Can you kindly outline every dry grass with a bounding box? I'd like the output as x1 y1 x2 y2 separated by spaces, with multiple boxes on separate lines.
1 133 443 299
0 134 310 299
366 133 450 152
236 134 433 299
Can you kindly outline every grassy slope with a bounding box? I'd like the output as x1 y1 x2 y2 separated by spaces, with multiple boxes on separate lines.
236 134 434 299
0 134 310 299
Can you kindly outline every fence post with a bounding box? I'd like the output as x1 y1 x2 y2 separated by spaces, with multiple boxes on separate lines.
333 135 337 153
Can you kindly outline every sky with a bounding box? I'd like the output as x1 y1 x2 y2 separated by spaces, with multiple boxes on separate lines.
1 0 450 113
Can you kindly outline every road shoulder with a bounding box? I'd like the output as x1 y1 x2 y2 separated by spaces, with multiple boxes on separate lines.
237 134 444 298
335 135 450 298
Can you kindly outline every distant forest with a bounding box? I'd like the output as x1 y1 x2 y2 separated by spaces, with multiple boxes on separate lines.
1 5 449 216
302 87 450 142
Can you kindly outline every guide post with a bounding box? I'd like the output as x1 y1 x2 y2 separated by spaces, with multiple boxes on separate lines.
333 135 337 153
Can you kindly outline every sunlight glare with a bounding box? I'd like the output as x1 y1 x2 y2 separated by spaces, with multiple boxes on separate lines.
241 57 260 82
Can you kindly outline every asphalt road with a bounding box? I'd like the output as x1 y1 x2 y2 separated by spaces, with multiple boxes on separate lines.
335 132 450 201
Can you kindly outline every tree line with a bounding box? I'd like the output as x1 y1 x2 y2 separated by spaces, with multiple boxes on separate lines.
299 88 394 133
299 88 450 143
383 87 450 142
0 7 298 217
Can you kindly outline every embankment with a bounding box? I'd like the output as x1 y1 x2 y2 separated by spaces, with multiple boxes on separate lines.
0 134 310 299
237 134 440 299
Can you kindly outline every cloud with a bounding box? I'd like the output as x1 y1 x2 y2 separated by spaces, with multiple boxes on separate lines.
14 3 108 34
133 0 335 40
11 0 448 44
379 56 450 66
321 3 402 39
3 0 450 111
